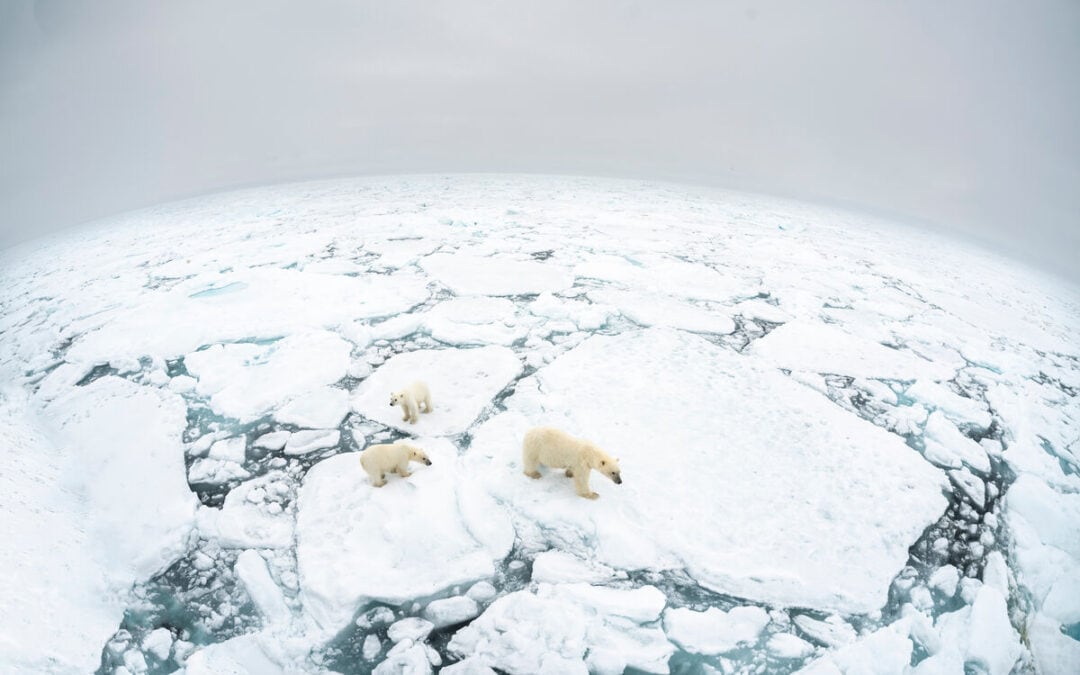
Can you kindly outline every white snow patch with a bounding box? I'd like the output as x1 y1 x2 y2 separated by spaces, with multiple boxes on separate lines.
283 429 340 456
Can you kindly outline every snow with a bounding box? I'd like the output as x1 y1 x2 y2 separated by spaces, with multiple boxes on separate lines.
195 475 294 548
295 440 514 632
64 267 429 367
42 377 197 581
448 583 673 674
797 619 913 674
663 606 770 655
189 457 250 484
767 633 815 659
141 628 173 661
350 345 522 435
905 380 992 430
362 634 382 660
388 618 435 643
182 632 284 675
791 615 857 648
273 386 350 428
531 550 620 584
922 411 990 473
470 328 947 614
423 596 480 628
283 429 340 456
2 175 1078 673
374 642 432 675
420 252 574 296
209 436 247 463
234 550 290 624
425 297 531 346
928 565 960 598
590 289 735 334
185 330 352 423
253 431 290 451
751 320 953 380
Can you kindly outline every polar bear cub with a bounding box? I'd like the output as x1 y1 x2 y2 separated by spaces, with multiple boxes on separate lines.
389 381 433 424
522 426 622 499
360 441 432 487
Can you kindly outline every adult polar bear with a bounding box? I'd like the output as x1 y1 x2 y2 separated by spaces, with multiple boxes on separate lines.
522 426 623 499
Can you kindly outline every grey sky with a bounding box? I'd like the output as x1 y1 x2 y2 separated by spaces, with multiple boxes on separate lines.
2 0 1077 281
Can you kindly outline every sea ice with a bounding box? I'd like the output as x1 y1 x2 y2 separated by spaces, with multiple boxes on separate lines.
283 429 340 456
273 385 350 429
185 330 352 423
235 550 290 624
447 583 673 674
296 440 514 632
350 345 521 435
751 320 953 380
421 252 574 296
469 328 947 614
663 606 770 655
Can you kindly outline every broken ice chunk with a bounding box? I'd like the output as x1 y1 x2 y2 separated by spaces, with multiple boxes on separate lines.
274 386 350 429
283 429 339 456
422 596 480 628
208 436 246 464
923 411 990 473
663 605 769 655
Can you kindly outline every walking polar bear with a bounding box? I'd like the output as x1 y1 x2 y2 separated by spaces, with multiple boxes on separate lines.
522 426 622 499
360 441 432 487
390 381 433 424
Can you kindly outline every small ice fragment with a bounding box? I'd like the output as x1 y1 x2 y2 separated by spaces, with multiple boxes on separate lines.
423 596 480 628
387 617 434 643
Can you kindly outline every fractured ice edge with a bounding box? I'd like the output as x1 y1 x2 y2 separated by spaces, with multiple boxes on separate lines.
0 175 1077 674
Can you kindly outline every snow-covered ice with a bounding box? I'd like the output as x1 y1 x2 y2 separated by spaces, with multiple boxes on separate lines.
2 175 1077 674
350 345 521 435
296 439 513 631
469 328 947 614
663 605 770 655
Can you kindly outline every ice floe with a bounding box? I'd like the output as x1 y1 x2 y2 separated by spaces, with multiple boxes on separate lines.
351 345 521 435
469 328 947 614
296 439 514 632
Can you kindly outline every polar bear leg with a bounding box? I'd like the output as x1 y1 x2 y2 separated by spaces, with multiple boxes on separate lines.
573 468 598 499
395 459 412 478
421 392 433 413
408 400 419 424
368 468 387 487
522 444 542 479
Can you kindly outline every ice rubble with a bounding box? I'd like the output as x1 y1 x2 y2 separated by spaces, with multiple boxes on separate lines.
468 328 947 614
350 345 522 435
296 439 514 631
447 583 673 674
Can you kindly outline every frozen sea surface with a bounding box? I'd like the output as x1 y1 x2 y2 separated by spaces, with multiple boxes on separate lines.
0 175 1077 674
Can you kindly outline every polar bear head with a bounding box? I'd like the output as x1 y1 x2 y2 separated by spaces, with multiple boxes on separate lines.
405 444 432 466
590 448 622 485
389 391 407 407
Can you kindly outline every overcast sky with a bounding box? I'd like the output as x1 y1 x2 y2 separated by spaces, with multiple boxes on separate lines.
2 0 1077 281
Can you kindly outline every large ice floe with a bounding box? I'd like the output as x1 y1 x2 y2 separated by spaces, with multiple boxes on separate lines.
0 175 1078 674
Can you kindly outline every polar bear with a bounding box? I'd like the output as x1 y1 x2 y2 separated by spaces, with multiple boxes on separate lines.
359 441 432 487
522 426 622 499
389 381 433 424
